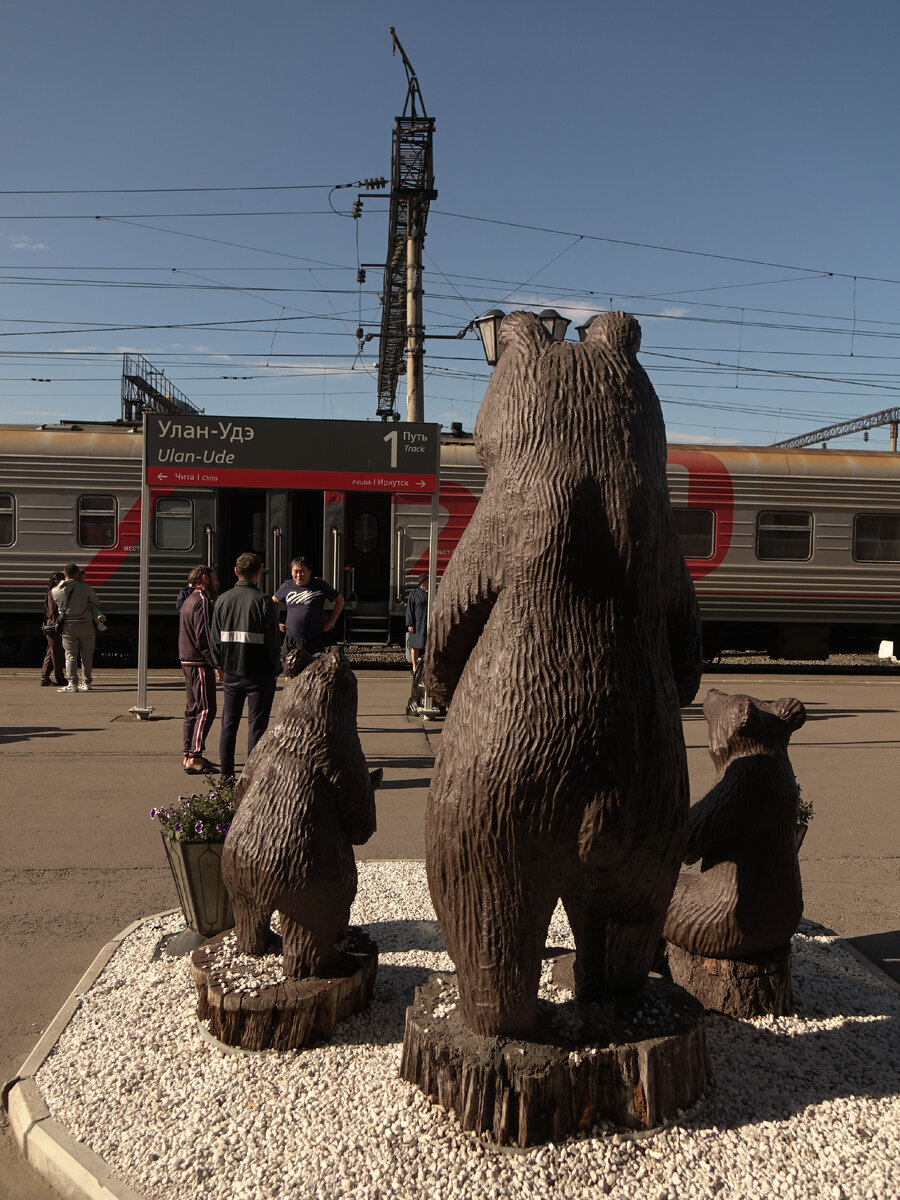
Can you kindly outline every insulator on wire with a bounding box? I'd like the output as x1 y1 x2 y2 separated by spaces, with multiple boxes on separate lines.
351 198 363 219
363 177 386 190
357 268 366 284
356 327 364 340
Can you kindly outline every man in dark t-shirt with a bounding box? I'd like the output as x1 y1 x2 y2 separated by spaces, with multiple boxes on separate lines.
272 556 344 655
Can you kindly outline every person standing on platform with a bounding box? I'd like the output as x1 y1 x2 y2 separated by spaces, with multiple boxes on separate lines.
178 564 220 774
41 571 67 687
52 563 102 693
211 552 280 780
272 556 344 657
405 574 429 673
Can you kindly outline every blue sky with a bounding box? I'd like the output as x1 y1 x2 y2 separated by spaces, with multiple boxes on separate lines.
2 0 899 446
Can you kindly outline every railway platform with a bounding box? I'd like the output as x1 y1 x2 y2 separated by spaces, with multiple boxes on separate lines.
2 665 899 1200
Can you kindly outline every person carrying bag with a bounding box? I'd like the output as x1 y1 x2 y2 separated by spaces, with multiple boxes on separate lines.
52 564 103 693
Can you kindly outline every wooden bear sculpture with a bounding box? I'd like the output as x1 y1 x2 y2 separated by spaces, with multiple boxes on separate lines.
423 310 703 1037
221 646 377 978
664 688 807 959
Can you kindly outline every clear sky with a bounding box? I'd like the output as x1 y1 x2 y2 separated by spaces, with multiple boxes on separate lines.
2 0 899 447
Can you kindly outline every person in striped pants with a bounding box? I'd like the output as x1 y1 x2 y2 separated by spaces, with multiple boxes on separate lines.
178 564 221 774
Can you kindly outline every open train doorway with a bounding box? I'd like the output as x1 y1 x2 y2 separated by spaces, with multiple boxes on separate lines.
344 492 392 643
214 489 267 593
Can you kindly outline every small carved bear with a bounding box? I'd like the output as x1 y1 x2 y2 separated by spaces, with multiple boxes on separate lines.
664 688 806 959
423 310 703 1036
221 647 377 978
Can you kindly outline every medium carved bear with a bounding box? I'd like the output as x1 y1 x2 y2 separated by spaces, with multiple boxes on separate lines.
664 688 806 958
221 647 377 978
423 310 703 1036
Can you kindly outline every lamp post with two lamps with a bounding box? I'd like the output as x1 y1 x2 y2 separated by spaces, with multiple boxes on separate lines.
472 307 573 365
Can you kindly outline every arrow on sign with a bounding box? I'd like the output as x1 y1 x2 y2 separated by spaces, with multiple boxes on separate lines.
417 480 426 489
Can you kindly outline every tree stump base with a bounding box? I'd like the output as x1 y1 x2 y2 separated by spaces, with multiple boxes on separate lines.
190 926 378 1051
399 969 710 1147
664 941 792 1018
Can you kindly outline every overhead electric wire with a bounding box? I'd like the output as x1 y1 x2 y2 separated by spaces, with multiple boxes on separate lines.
432 209 900 289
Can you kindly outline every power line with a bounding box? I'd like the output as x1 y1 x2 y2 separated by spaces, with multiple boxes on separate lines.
432 209 900 289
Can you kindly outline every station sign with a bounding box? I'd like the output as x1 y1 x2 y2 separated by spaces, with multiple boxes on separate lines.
145 414 439 493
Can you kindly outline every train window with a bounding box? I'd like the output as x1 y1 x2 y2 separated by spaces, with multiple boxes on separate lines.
853 513 900 562
0 493 14 546
672 508 715 558
756 510 812 560
155 496 194 550
353 513 379 554
78 494 117 548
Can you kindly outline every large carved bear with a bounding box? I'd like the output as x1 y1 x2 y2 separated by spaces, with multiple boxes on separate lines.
423 310 703 1036
221 647 376 978
664 688 806 958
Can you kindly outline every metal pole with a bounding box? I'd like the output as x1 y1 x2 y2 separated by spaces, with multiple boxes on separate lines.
130 413 155 719
420 488 440 718
406 201 424 423
891 421 898 453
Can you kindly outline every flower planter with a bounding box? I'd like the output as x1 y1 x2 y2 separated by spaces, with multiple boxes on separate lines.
161 833 234 936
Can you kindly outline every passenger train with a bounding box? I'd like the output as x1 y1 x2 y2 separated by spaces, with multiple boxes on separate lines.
1 420 898 666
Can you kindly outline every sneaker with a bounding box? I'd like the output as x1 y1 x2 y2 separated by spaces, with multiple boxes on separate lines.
78 681 92 692
57 684 77 693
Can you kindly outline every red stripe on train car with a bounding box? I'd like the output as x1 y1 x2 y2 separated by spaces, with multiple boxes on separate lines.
667 448 734 579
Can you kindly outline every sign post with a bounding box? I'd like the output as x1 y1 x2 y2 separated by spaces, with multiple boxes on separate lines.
130 414 155 719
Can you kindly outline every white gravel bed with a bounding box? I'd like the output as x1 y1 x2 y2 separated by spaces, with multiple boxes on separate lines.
34 862 900 1200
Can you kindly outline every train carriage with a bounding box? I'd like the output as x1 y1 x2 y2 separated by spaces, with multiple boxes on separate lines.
0 421 898 665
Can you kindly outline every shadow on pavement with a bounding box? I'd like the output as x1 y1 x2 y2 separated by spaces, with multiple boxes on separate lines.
848 930 900 985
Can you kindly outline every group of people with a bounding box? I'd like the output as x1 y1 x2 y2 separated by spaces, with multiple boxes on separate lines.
178 553 342 778
41 552 426 780
41 564 105 692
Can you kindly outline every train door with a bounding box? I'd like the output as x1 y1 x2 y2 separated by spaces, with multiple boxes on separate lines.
213 489 267 592
283 490 326 577
344 492 392 642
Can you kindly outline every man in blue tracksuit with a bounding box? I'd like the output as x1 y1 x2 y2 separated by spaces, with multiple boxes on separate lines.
210 551 281 780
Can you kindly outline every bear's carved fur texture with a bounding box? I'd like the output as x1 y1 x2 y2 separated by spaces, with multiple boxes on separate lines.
423 310 703 1036
664 688 806 958
221 647 376 978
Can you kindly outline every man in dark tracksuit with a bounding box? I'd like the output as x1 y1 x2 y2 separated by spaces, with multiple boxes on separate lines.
210 552 281 780
178 564 220 774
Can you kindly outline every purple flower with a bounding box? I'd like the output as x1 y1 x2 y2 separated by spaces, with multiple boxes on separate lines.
174 823 182 833
195 821 204 835
149 808 158 819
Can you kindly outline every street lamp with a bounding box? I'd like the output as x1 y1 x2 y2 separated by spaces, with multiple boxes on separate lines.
539 308 571 342
474 309 506 366
575 315 598 342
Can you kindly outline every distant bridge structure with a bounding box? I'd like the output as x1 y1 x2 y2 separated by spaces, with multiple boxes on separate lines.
121 353 204 423
772 406 900 452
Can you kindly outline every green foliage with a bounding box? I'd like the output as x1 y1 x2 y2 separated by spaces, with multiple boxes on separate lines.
796 778 814 825
150 775 237 842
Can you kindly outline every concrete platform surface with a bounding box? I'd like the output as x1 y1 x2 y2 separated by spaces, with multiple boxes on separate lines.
1 665 899 1199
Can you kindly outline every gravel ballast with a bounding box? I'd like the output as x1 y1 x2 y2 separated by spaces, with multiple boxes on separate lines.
32 862 900 1200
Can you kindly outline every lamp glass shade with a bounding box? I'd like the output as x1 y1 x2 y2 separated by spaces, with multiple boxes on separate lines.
474 309 506 366
538 308 571 342
575 315 598 342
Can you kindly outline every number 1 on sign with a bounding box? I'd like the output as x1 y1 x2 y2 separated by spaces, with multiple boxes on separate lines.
384 430 398 468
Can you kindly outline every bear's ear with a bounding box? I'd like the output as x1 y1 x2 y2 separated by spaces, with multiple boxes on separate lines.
496 310 551 359
731 695 755 734
772 696 806 731
583 311 642 357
